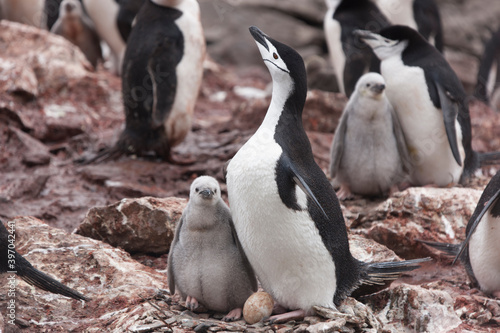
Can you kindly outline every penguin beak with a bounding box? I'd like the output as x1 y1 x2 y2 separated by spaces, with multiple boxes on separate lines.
371 83 385 94
249 26 269 51
199 189 214 199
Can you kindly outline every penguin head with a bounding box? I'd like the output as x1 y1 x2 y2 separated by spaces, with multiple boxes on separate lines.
60 0 83 17
355 73 386 100
354 26 415 61
249 26 306 94
189 176 221 205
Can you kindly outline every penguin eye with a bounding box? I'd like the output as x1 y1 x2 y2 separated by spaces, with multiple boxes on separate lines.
273 53 278 60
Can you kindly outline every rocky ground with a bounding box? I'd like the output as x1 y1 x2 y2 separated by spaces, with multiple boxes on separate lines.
1 1 500 331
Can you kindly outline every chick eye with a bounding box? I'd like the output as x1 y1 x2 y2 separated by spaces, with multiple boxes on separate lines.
273 53 278 60
195 188 199 192
366 83 371 87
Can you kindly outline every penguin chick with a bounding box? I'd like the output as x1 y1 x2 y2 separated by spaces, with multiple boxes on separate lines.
330 72 411 199
0 220 88 301
226 26 429 324
51 0 102 68
167 176 257 321
355 25 500 186
420 170 500 297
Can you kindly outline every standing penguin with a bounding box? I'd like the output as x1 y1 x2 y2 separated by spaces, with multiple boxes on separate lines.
474 27 500 108
51 0 102 68
323 0 390 97
421 170 500 297
167 176 257 321
329 72 411 199
82 0 205 163
375 0 443 52
0 220 88 301
355 26 500 186
225 26 428 323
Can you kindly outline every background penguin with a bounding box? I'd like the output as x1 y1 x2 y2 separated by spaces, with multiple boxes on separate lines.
51 0 102 69
329 72 411 199
81 0 205 163
116 0 146 42
421 170 500 297
375 0 443 52
0 220 88 301
82 0 126 74
323 0 391 97
226 26 429 323
474 27 500 109
356 25 500 187
167 176 257 321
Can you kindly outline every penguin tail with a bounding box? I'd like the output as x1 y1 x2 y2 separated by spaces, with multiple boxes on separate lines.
17 257 89 301
417 239 460 257
361 258 431 286
479 152 500 166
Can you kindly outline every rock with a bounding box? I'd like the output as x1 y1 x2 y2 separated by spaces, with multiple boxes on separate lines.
366 283 461 333
9 126 51 166
243 292 274 324
77 197 187 254
303 90 347 133
306 318 347 333
0 216 171 332
348 187 482 258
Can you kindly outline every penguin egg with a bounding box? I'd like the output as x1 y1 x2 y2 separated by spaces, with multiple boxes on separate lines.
243 291 274 324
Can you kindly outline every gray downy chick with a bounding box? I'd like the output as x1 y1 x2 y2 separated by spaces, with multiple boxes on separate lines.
329 72 411 199
51 0 102 68
167 176 257 321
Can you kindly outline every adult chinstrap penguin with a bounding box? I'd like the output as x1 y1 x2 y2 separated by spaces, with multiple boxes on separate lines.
225 26 429 323
420 170 500 297
0 220 89 301
355 25 500 186
167 176 257 321
329 72 411 199
78 0 205 164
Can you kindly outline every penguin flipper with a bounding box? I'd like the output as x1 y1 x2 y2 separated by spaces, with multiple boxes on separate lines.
453 188 500 264
417 239 460 257
147 40 179 129
390 105 412 173
329 110 348 179
435 82 462 166
278 155 329 220
167 211 185 295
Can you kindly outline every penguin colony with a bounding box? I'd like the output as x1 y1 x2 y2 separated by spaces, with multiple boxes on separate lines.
2 0 500 326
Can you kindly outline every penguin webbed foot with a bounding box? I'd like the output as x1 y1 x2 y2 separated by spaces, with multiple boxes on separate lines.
222 307 242 322
185 295 200 311
336 184 354 200
267 309 306 324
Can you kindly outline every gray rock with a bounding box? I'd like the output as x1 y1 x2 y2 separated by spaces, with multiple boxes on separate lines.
77 197 187 254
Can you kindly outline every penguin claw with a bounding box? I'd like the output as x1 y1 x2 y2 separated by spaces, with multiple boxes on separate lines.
267 309 306 324
222 308 242 322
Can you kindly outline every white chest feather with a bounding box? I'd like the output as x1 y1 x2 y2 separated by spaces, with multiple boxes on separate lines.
468 210 500 294
324 8 345 94
226 128 337 313
381 57 464 186
165 0 205 146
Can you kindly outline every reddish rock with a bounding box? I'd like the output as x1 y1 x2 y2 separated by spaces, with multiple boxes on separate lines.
77 197 187 254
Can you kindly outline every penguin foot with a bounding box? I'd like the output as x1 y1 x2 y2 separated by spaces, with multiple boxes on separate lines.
336 184 354 200
268 309 306 324
222 307 242 322
185 295 199 311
